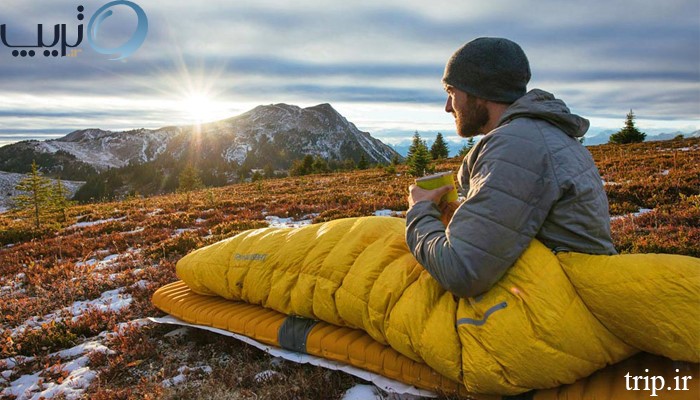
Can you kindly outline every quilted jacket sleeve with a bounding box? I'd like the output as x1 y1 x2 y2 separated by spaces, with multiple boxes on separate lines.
406 128 559 298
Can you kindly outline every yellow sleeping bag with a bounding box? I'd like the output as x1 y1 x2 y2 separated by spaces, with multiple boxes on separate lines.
173 216 700 395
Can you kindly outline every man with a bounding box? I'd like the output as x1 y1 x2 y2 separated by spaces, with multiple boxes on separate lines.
406 37 616 298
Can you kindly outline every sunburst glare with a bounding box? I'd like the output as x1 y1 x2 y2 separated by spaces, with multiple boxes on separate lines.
180 91 225 125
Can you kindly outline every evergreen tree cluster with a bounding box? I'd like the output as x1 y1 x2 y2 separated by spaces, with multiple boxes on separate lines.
609 110 646 144
289 155 360 176
13 161 75 228
458 137 475 158
0 145 97 181
405 132 433 176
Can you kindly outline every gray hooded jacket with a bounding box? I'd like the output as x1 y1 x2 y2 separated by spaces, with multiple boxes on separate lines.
406 89 616 298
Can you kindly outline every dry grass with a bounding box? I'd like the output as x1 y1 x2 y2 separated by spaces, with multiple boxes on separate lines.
0 137 698 399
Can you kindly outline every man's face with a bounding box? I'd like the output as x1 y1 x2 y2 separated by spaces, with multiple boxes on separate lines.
444 86 489 138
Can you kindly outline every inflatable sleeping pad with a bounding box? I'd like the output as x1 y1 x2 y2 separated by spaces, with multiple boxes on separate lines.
152 217 700 397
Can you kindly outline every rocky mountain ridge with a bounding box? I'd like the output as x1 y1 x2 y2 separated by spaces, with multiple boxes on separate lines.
0 103 399 177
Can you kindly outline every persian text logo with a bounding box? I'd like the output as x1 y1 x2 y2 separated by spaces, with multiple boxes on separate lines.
1 1 148 60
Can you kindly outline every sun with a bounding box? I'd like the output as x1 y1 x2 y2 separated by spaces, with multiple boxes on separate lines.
181 93 220 124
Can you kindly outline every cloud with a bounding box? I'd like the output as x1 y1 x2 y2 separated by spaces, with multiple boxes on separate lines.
0 0 697 145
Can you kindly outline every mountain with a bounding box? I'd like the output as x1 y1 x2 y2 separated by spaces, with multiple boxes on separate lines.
224 103 399 164
0 103 402 200
647 130 700 141
0 103 398 176
583 129 699 146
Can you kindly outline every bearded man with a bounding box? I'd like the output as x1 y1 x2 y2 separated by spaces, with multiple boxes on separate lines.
406 37 616 298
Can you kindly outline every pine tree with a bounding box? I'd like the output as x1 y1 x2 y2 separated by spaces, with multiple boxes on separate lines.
251 170 264 182
406 132 432 176
342 158 356 171
458 137 476 158
430 132 449 159
312 156 330 173
290 155 315 176
50 177 73 223
457 145 469 158
467 137 475 151
13 161 53 228
609 110 646 144
263 163 276 179
357 154 369 170
178 164 204 205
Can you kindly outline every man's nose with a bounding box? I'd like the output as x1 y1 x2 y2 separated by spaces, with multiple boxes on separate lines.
444 96 453 113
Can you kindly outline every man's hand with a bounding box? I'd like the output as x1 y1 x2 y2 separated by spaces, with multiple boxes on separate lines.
408 184 454 208
408 184 460 226
438 200 460 226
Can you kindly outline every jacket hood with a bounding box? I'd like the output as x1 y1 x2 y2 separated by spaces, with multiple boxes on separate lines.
498 89 589 138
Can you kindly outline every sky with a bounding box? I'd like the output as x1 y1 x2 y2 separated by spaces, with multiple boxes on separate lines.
0 0 699 153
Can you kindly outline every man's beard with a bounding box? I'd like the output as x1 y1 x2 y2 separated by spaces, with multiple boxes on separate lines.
455 96 489 138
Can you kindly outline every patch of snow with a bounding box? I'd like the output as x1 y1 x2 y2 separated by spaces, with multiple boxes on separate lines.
101 254 120 263
147 209 163 217
341 384 384 400
1 341 112 400
1 356 34 370
123 227 145 235
161 365 213 388
341 384 428 400
161 373 186 388
611 208 654 221
265 213 319 228
633 208 654 217
254 369 282 383
11 288 133 337
68 217 125 229
98 318 152 341
172 228 196 237
74 258 97 267
66 288 132 321
164 327 190 338
1 371 42 399
130 280 152 290
223 145 249 164
1 273 25 293
374 209 405 217
2 370 13 379
55 341 113 359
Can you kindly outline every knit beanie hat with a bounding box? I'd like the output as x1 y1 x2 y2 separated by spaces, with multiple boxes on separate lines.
442 37 531 103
